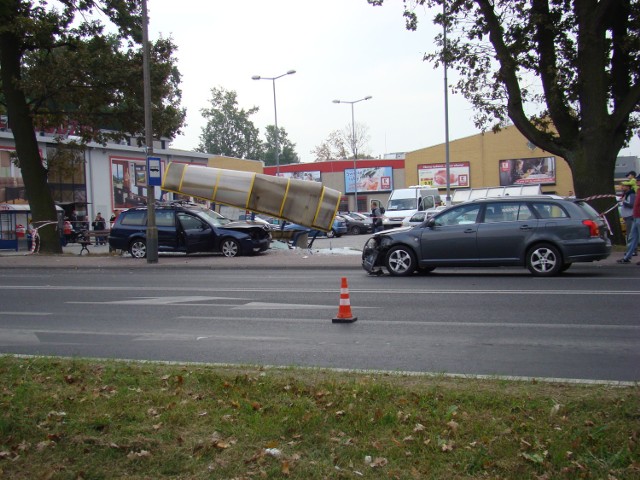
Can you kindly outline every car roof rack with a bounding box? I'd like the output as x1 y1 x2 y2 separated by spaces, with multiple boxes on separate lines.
154 200 201 208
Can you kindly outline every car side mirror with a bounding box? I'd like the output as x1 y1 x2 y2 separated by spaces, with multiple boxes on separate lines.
426 217 436 228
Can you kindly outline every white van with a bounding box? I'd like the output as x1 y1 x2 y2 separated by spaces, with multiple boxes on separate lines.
383 186 442 229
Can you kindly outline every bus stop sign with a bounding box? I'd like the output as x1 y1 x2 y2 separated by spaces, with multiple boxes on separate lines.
147 156 162 186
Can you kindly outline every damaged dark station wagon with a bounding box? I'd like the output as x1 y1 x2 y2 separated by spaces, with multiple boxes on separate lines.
109 202 272 258
362 196 611 277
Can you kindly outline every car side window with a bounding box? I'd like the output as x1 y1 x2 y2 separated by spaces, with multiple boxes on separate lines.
120 210 146 226
156 210 175 227
435 204 481 226
483 202 534 223
177 213 206 230
531 202 569 219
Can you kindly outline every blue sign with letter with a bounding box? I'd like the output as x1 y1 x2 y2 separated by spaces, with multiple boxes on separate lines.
147 156 162 186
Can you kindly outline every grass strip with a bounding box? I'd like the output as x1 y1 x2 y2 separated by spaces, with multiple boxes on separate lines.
0 355 638 479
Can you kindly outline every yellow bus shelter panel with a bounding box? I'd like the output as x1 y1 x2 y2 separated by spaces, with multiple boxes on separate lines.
181 164 218 200
213 169 254 208
162 162 188 192
281 179 323 227
247 174 289 216
313 188 342 230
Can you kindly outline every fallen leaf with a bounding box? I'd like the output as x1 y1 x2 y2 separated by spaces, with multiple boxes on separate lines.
370 457 388 468
447 420 459 432
281 460 290 475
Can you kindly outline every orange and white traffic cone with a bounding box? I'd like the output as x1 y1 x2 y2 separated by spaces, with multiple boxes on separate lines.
332 276 358 323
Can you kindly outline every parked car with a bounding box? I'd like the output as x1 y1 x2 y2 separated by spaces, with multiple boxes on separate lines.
340 212 373 235
401 206 449 227
280 216 347 239
109 203 272 258
362 196 611 277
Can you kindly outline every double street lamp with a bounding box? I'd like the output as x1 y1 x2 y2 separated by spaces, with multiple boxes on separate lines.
332 96 372 212
252 70 296 176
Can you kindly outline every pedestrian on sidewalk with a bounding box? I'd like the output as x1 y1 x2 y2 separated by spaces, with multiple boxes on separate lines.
618 185 640 264
92 212 107 245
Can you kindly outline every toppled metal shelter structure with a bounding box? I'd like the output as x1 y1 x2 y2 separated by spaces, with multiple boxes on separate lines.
162 162 341 231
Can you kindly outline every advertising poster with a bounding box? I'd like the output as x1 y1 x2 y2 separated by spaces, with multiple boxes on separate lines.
278 171 321 182
111 157 161 209
344 166 393 194
499 156 556 186
418 162 470 188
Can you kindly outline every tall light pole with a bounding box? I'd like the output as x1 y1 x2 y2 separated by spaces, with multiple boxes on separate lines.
252 70 296 176
332 96 372 212
443 1 452 206
142 0 157 263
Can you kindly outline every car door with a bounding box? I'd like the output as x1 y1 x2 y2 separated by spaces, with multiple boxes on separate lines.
419 203 481 263
156 209 178 251
176 212 213 253
476 201 538 262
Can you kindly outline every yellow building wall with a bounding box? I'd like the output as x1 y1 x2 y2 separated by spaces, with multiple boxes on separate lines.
206 155 264 173
405 125 575 196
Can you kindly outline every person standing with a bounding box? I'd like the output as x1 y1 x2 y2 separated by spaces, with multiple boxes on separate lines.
618 187 640 264
619 180 636 249
625 171 638 192
92 212 107 245
371 201 383 233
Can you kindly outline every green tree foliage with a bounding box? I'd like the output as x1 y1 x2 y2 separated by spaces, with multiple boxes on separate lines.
262 124 299 166
197 87 264 159
0 0 185 253
369 0 640 207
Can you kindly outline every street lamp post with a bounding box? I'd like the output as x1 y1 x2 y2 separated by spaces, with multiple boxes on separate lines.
252 70 296 176
332 96 372 212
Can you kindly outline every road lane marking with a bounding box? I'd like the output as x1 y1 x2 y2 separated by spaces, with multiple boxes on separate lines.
233 302 340 310
0 312 51 316
4 285 640 295
68 296 249 305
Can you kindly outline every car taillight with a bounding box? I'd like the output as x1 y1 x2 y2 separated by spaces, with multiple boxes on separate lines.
582 219 600 237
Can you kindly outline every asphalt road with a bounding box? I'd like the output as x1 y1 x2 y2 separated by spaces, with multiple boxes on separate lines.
0 258 638 383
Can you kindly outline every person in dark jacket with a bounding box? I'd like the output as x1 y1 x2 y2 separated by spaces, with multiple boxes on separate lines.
92 212 107 245
371 201 383 233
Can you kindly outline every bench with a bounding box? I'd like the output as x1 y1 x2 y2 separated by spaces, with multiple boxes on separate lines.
77 230 109 255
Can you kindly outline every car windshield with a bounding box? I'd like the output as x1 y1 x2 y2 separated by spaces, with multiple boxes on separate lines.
388 198 417 211
195 208 231 227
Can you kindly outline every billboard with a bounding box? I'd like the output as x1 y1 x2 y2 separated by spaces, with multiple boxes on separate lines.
418 162 470 188
344 166 393 194
277 170 321 182
499 156 556 186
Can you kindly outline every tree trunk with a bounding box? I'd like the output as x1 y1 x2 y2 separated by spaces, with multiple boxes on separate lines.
568 143 623 245
0 29 62 253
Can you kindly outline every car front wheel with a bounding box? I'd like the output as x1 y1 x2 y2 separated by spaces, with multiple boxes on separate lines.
220 238 241 257
129 239 147 258
385 246 417 276
349 225 362 235
526 243 562 276
326 229 336 238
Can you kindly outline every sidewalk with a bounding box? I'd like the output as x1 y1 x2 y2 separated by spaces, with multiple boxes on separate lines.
0 241 364 270
0 240 626 270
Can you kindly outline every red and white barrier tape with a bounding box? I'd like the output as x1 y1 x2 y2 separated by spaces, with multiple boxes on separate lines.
27 221 59 255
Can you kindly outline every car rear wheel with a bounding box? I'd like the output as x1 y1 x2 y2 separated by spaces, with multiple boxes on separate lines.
221 238 241 257
526 243 562 276
129 239 147 258
349 225 362 235
385 246 417 276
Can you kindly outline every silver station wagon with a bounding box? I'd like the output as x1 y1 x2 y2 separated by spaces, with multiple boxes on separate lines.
362 196 611 277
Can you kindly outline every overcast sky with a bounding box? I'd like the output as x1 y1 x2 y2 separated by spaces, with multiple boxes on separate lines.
148 0 639 162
